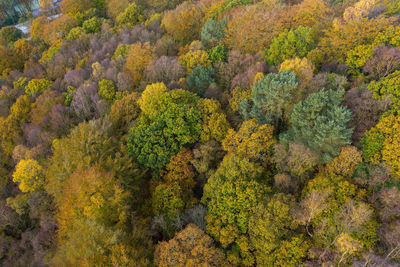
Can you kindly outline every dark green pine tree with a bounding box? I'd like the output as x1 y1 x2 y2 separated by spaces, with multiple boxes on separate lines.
280 89 353 163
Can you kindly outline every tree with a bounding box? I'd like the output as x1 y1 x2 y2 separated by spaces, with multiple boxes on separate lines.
13 38 33 62
115 3 143 27
222 119 275 164
186 65 214 96
344 87 387 144
224 4 284 54
248 193 308 266
345 44 374 76
320 17 391 63
24 79 53 97
106 0 129 20
128 89 202 169
201 18 226 48
208 44 227 64
178 50 211 73
82 17 103 33
51 218 152 266
363 45 400 80
0 46 24 75
161 2 204 44
273 142 317 179
138 82 168 118
197 98 231 143
152 183 185 219
0 26 22 46
60 0 95 16
325 146 362 178
239 71 298 129
45 119 117 201
302 172 378 258
202 154 269 266
368 70 400 110
343 0 378 23
12 159 44 193
362 111 400 178
265 26 316 66
154 224 225 266
281 89 353 164
145 56 185 85
109 92 141 132
98 79 116 102
112 44 131 60
124 42 153 87
163 148 196 194
57 166 130 239
30 89 63 126
279 57 314 84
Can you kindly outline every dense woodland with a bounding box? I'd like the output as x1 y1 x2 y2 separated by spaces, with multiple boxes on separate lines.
0 0 400 266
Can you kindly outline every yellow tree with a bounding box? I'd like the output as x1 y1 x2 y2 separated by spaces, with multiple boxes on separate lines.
197 98 231 142
161 2 205 44
12 159 45 193
138 82 168 118
363 111 400 178
57 166 130 241
154 224 226 266
222 119 276 164
124 42 154 87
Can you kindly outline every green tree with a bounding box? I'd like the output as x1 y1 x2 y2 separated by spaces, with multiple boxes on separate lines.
98 79 116 102
368 70 400 110
197 98 231 142
202 154 270 266
25 79 53 96
281 89 353 163
201 18 226 48
128 89 202 169
265 26 316 66
239 71 298 129
186 65 214 96
116 3 143 26
249 193 309 266
112 44 130 60
82 17 102 33
208 44 227 63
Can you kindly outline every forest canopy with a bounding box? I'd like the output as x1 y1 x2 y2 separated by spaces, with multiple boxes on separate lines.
0 0 399 266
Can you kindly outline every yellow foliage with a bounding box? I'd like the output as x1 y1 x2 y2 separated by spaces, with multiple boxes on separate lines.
154 224 226 266
178 50 210 73
320 17 392 63
336 233 363 255
12 159 44 193
343 0 379 23
124 42 153 87
222 119 276 163
369 112 400 178
325 146 362 177
197 98 231 142
161 2 205 44
229 87 252 113
279 57 315 83
138 82 168 118
225 4 284 54
57 166 129 241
